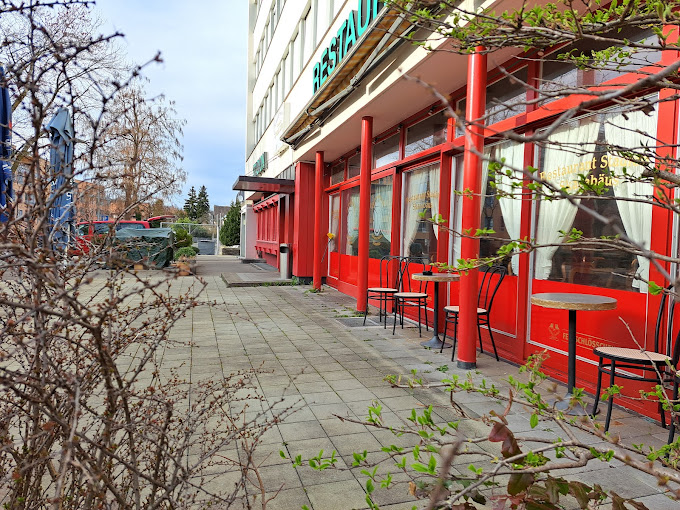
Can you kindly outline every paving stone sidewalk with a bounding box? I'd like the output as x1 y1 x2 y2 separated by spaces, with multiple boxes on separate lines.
126 256 680 509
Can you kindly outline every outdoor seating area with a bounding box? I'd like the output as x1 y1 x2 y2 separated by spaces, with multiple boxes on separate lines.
363 256 509 360
360 256 680 446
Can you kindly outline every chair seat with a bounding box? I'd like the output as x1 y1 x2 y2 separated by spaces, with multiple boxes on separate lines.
594 346 671 364
368 287 397 293
395 292 427 299
443 305 487 314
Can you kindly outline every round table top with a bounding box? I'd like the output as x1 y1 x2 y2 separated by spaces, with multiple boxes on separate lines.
531 292 617 311
412 272 460 283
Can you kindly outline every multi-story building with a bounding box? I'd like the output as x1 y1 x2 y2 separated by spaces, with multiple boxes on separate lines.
236 0 678 422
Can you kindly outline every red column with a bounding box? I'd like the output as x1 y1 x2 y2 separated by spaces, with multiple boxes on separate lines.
457 48 487 369
357 116 373 311
313 151 324 290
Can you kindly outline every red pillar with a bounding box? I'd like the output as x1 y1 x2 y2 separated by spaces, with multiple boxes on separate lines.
357 116 373 311
313 151 324 290
457 48 487 369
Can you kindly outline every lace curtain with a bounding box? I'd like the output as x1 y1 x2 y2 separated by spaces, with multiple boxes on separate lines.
329 194 339 253
371 178 392 242
403 168 429 256
428 164 440 239
345 190 360 254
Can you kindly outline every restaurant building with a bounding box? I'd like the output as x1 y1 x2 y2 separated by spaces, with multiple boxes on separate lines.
238 0 677 420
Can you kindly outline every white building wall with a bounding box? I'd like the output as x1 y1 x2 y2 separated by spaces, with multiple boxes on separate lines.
247 1 356 179
245 0 496 179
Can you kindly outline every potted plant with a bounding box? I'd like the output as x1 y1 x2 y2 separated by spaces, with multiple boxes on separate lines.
173 246 198 276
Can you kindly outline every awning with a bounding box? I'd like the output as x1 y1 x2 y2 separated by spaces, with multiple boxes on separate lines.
232 175 295 194
282 5 417 146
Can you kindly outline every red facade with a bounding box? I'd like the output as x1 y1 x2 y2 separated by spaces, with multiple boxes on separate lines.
249 34 680 421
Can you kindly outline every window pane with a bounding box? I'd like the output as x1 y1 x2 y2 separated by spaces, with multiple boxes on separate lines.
369 176 393 259
347 151 361 179
479 140 524 275
303 11 313 64
486 67 528 125
534 103 657 292
329 193 340 253
373 134 399 168
281 57 288 97
405 111 447 158
341 187 360 255
293 32 301 77
276 70 282 107
330 161 344 185
402 163 439 264
316 0 328 44
541 27 661 102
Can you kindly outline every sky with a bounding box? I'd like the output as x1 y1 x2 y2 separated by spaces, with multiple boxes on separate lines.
94 0 248 209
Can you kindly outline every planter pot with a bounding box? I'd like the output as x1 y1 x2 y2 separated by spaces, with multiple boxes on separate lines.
173 258 196 276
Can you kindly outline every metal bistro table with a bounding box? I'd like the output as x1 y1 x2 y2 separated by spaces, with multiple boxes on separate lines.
413 272 460 349
531 292 617 414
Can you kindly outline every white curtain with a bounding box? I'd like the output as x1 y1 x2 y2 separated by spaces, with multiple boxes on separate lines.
371 179 392 242
603 107 657 293
494 141 525 275
403 168 429 256
428 164 440 239
535 120 600 279
346 190 360 254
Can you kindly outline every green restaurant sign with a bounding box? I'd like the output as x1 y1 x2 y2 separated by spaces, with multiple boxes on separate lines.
312 0 384 94
253 152 268 176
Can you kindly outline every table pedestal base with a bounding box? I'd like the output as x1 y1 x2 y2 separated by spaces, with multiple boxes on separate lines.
420 335 452 349
549 395 600 416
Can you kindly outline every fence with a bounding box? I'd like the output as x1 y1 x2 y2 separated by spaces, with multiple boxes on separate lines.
162 222 218 256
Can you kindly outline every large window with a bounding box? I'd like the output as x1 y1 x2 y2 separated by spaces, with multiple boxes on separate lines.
369 176 393 259
402 163 440 264
534 103 657 292
405 111 447 158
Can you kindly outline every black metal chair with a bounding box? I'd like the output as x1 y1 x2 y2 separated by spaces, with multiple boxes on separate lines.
592 284 680 432
392 257 429 337
363 255 401 328
441 265 507 361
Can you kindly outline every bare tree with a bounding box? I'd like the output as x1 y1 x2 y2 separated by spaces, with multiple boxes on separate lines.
0 1 276 508
96 83 187 214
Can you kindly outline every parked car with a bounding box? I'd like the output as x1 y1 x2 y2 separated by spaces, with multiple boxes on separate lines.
147 215 176 228
72 220 150 255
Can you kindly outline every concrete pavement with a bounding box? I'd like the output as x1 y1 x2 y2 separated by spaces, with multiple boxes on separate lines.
132 256 680 508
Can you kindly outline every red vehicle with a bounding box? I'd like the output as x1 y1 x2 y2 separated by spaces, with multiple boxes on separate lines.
72 220 150 255
146 215 176 228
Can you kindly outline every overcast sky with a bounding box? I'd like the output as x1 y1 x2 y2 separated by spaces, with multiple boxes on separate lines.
94 0 248 209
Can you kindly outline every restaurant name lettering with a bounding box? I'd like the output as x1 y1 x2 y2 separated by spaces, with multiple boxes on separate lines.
407 191 439 210
539 154 642 191
312 0 384 94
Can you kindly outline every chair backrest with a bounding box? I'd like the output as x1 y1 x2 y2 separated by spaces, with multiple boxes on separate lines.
478 265 507 312
653 284 676 356
399 257 428 294
378 255 400 289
